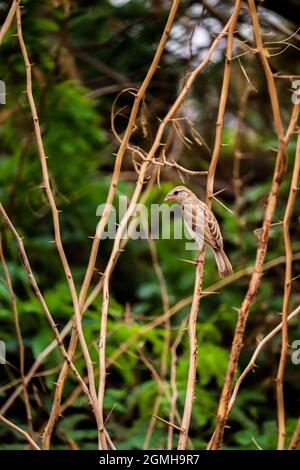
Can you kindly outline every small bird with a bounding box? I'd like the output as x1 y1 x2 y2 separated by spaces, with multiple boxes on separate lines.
165 185 232 278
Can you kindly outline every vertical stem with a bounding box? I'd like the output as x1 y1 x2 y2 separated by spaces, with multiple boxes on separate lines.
177 259 204 450
276 132 300 449
207 0 288 449
178 0 241 449
0 236 33 438
42 2 180 447
15 7 103 449
289 417 300 450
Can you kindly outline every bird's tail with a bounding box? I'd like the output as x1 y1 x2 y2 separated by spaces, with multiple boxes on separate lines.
213 249 233 278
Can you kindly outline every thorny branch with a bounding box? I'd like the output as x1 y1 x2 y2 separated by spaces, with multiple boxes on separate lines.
15 5 104 449
207 0 299 449
276 131 300 449
178 0 242 450
0 236 33 437
42 1 181 449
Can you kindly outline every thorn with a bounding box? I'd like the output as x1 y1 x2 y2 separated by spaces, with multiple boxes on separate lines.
212 195 233 214
201 290 220 295
178 258 197 265
232 307 240 313
212 187 228 197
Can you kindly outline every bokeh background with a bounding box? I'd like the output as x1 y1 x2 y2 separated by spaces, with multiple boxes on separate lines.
0 0 300 449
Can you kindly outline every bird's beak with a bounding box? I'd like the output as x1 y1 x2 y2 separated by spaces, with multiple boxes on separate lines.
164 193 175 201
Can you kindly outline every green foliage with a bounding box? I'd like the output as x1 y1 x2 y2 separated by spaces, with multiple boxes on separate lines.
0 0 299 451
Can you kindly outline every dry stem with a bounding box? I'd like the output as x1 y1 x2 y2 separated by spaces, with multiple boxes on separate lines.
15 5 104 448
276 131 300 449
0 236 33 437
0 414 40 450
207 0 298 448
0 204 96 429
42 2 180 447
178 0 241 449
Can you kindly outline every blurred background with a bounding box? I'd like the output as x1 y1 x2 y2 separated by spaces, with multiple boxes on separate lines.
0 0 299 450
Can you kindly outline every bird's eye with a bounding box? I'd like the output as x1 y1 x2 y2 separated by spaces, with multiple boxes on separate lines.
174 190 178 195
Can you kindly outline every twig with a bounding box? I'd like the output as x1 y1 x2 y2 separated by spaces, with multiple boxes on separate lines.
0 366 61 394
0 0 19 45
232 85 251 230
177 253 205 450
0 319 73 415
79 0 181 308
153 414 184 433
137 344 192 447
207 0 298 448
207 304 300 449
178 0 242 450
15 5 104 449
143 238 170 449
168 317 188 449
43 2 180 448
276 131 300 449
0 203 96 439
0 235 33 437
0 414 40 450
289 417 300 450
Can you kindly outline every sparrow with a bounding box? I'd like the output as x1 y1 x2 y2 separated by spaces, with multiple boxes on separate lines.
164 186 232 278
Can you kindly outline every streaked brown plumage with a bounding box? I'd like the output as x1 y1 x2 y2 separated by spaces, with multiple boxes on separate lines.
165 186 232 278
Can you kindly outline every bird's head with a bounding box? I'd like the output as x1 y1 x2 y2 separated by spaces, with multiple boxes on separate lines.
164 186 191 204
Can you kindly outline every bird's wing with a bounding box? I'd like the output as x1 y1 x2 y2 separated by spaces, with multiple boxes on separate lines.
204 208 224 251
182 201 224 251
